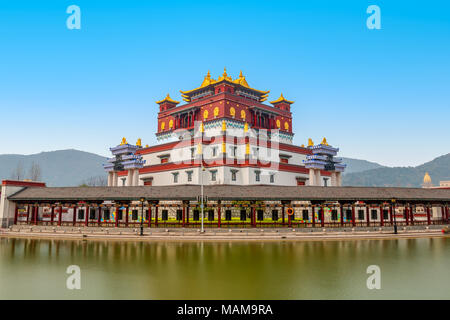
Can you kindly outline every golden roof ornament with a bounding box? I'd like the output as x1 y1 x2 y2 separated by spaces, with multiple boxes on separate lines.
321 137 329 146
244 122 249 133
145 144 149 148
222 120 227 132
423 172 432 184
155 93 180 105
136 138 142 147
120 137 127 145
270 93 294 105
308 138 314 147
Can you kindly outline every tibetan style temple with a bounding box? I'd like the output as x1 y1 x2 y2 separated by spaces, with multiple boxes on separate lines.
104 69 346 187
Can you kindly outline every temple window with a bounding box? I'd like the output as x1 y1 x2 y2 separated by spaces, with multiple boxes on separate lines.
212 146 218 157
231 170 238 181
240 209 247 221
257 210 264 221
172 172 179 183
89 209 96 220
358 210 364 220
255 170 261 182
272 210 279 221
345 209 352 220
323 178 329 187
77 209 85 220
302 210 309 220
270 174 275 183
162 210 168 221
190 148 195 159
118 209 123 220
132 210 138 220
210 170 217 181
186 171 193 182
193 210 200 221
208 210 214 221
383 210 389 220
371 210 378 220
331 210 338 221
176 209 182 221
225 210 232 221
104 209 110 220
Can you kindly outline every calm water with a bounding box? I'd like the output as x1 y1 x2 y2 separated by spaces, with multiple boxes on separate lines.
0 237 449 299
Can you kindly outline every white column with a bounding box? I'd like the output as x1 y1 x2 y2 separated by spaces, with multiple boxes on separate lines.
113 172 119 187
134 169 139 186
309 169 315 186
336 172 342 186
127 170 133 186
331 172 337 187
315 170 321 186
107 172 112 186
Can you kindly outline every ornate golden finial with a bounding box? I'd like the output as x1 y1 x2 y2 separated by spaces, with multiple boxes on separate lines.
321 137 328 146
424 172 432 183
301 144 305 148
308 138 314 147
222 120 226 131
223 67 227 77
244 122 249 133
120 137 127 145
206 70 211 78
239 70 243 78
136 138 142 147
145 144 149 148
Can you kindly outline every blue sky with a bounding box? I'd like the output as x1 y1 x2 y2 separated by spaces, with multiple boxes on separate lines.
0 0 449 167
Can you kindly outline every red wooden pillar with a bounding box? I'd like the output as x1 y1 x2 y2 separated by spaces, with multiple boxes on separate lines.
13 204 18 225
182 203 186 227
410 205 414 225
73 206 77 226
251 205 256 227
366 206 370 227
33 205 38 225
97 207 102 226
217 200 221 228
312 205 316 227
340 204 343 226
50 205 55 225
405 206 409 226
85 205 89 226
426 205 431 225
58 206 62 226
26 204 31 224
389 205 393 225
380 205 384 227
320 206 324 227
155 205 159 227
351 205 356 227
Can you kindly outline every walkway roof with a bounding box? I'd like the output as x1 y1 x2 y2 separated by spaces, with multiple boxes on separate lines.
8 185 450 203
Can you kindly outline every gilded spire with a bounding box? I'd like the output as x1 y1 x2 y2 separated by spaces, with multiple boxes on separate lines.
155 93 180 105
136 138 142 147
321 137 328 146
120 137 127 145
423 172 432 183
308 138 314 147
270 93 294 105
